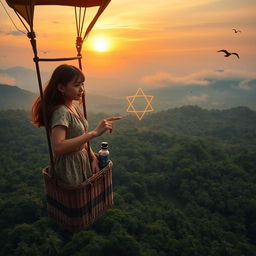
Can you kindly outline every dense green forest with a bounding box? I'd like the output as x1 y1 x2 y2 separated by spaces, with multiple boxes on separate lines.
0 106 256 256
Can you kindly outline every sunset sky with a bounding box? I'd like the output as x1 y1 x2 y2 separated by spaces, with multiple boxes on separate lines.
0 0 256 98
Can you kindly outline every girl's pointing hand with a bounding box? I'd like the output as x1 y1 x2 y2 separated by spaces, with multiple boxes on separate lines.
93 116 122 136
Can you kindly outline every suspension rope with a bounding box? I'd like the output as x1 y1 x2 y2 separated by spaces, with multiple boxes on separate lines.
80 8 86 37
78 7 81 36
74 7 79 36
75 6 86 38
0 0 26 34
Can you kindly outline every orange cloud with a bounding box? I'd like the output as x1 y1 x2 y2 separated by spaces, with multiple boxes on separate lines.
141 69 256 88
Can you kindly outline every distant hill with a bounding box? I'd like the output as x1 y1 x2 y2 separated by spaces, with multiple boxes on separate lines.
136 105 256 145
148 80 256 111
0 84 37 110
2 81 255 116
0 66 49 93
99 105 256 148
1 66 256 112
0 83 125 113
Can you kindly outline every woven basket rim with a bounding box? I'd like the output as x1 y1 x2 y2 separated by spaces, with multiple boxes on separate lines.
42 161 113 190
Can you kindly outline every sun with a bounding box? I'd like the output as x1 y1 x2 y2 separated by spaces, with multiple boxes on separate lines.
92 36 109 52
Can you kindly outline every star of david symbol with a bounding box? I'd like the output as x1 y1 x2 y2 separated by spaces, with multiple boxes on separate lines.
126 88 154 120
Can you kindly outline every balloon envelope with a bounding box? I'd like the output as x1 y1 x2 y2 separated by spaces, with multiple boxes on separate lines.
6 0 109 26
7 0 107 7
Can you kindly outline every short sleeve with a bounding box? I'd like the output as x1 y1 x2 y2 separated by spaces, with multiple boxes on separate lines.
51 106 70 129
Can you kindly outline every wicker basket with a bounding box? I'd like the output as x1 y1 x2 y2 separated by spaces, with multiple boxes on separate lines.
42 161 113 232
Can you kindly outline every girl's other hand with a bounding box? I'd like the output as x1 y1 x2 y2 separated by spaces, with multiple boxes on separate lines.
91 157 100 174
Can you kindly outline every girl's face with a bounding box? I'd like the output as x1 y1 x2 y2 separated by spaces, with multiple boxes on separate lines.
60 75 85 102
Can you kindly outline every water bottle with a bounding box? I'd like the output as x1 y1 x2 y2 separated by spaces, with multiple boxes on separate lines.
98 142 110 169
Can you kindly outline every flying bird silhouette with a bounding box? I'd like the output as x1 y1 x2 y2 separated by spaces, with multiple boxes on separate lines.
40 50 49 54
232 28 241 33
217 49 239 59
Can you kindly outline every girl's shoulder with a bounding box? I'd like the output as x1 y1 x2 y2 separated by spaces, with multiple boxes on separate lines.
51 105 71 121
52 105 69 114
51 105 70 127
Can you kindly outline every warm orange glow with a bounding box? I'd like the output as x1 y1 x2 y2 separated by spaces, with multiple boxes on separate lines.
0 0 255 89
91 36 110 52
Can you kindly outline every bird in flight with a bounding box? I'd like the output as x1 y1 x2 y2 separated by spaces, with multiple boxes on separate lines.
40 50 49 54
232 28 241 33
217 49 239 59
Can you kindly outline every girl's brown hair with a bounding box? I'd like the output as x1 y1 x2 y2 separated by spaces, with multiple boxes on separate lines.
31 64 85 127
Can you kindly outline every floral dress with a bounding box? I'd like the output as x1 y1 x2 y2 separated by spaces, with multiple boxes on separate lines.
50 105 92 184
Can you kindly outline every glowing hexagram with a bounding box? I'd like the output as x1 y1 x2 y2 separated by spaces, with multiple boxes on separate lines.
126 88 154 120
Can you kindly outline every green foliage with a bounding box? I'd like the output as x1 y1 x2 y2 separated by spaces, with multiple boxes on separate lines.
0 106 256 256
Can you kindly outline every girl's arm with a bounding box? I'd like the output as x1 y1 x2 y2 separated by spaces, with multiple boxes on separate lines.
51 116 121 156
51 126 96 156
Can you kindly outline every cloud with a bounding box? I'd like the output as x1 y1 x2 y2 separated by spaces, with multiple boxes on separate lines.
0 29 24 36
141 72 210 87
238 79 256 91
6 30 24 36
0 73 16 85
141 69 256 89
185 93 209 102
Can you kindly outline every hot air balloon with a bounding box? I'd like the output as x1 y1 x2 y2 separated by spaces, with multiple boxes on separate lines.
4 0 113 232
